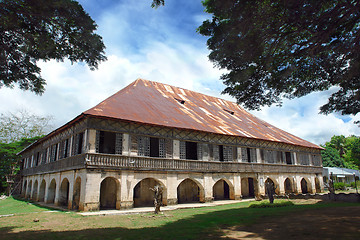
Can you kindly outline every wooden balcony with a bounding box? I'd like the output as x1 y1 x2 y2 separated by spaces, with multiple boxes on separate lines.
21 153 323 176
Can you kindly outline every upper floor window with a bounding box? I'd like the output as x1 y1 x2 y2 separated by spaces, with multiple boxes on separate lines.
285 152 292 164
72 132 84 155
137 135 165 158
96 130 122 155
180 141 198 160
242 147 256 163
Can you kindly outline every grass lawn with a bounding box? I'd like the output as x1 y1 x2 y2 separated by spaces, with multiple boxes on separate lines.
0 197 359 240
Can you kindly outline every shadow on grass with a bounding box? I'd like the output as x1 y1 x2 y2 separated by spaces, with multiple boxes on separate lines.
1 201 360 240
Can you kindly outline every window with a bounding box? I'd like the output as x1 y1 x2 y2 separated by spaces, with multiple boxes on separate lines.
242 147 256 163
247 148 251 162
285 152 292 164
137 135 165 158
150 137 160 157
77 132 84 154
185 141 198 160
99 131 116 154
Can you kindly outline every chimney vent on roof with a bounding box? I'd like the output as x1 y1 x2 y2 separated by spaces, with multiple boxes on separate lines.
223 109 234 115
175 98 185 105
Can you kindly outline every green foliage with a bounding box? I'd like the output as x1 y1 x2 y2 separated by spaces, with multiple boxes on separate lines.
333 182 347 191
198 0 360 115
151 0 165 8
350 181 360 188
249 200 294 208
0 0 107 94
321 135 360 169
0 136 41 193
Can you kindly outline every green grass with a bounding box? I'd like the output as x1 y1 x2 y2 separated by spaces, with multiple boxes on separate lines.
0 198 359 240
0 197 51 215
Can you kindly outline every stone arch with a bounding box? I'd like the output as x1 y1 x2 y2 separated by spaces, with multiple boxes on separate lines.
265 177 280 195
72 177 81 210
177 178 205 204
301 178 311 194
59 178 70 207
47 179 56 203
284 177 295 194
32 180 39 200
315 177 321 193
213 179 234 200
100 177 120 210
27 180 32 198
241 177 259 198
133 178 167 207
38 179 46 202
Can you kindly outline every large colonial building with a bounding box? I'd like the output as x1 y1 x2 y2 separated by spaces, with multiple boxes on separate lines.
20 79 323 211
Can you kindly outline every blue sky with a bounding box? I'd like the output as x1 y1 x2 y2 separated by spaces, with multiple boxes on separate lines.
0 0 359 145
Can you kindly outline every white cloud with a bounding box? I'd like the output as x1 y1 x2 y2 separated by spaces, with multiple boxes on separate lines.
0 0 359 145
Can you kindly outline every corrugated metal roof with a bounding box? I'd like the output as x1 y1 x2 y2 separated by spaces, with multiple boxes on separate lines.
84 78 321 149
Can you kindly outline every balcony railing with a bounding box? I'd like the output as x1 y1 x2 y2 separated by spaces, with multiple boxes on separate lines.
21 153 323 176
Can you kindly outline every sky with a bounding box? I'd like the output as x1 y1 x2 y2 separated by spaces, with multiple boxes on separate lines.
1 0 359 145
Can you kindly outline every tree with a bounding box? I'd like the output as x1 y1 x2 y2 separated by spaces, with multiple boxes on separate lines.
321 145 345 168
0 110 53 143
197 0 360 115
321 135 360 169
0 0 106 94
0 136 41 194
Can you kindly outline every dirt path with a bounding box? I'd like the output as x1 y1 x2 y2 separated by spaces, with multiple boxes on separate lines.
222 204 360 240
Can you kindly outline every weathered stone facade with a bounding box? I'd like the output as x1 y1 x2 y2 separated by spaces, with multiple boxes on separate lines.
20 117 323 211
19 79 323 211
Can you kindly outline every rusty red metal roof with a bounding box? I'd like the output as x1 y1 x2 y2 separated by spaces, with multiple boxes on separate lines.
84 79 321 149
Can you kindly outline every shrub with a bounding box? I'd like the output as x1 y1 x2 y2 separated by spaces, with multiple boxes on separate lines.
333 182 346 190
249 200 294 208
350 181 360 188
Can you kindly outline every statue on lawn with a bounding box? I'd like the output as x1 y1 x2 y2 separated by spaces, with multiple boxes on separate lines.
150 185 163 214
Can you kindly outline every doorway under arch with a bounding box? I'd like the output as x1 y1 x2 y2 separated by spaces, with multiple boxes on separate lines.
284 178 294 194
315 177 321 193
100 177 119 210
301 178 310 194
47 179 56 204
177 178 204 204
265 178 280 195
133 178 166 207
38 179 46 202
72 177 81 210
27 180 32 198
32 180 38 200
59 178 70 207
241 177 258 198
213 179 230 200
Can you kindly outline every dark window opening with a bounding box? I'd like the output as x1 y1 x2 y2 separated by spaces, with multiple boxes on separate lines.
186 141 198 160
219 145 224 162
77 132 84 154
99 131 116 154
285 152 292 164
64 139 69 158
35 152 40 166
246 148 251 163
150 137 160 157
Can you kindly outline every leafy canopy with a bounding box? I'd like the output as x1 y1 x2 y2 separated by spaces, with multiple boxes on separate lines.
321 135 360 169
0 0 107 94
0 136 41 192
198 0 360 115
